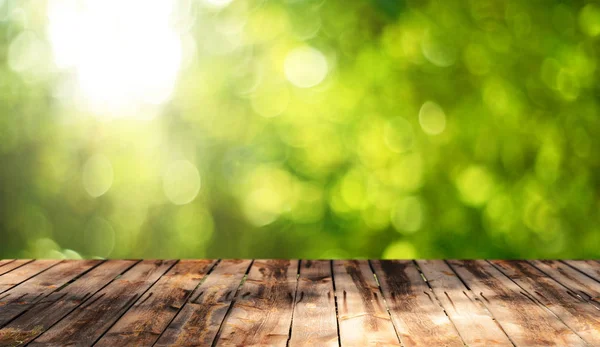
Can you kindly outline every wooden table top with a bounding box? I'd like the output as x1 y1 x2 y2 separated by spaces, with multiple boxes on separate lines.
0 259 598 346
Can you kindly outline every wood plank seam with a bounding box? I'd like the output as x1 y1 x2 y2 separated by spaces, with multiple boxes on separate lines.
88 260 180 346
486 260 590 344
447 260 587 346
210 259 255 347
561 260 600 283
442 260 518 346
0 260 105 329
152 259 222 345
411 260 469 346
0 260 62 295
367 260 404 347
527 260 600 306
0 260 34 277
329 260 342 347
489 260 600 345
285 259 301 346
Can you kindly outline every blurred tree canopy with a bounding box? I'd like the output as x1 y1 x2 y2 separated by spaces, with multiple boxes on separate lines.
1 0 599 259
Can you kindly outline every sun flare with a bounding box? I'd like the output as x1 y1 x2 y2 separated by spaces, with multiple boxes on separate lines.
47 0 184 118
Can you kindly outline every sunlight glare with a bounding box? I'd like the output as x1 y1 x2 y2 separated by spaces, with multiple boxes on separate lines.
47 0 184 118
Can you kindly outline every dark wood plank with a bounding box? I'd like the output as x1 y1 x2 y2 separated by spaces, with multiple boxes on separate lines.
155 259 252 346
215 259 299 347
289 260 338 347
563 260 600 282
0 260 61 294
28 259 176 346
0 260 136 346
0 260 100 326
530 260 600 303
333 260 400 346
448 260 586 346
491 260 600 345
371 260 463 347
95 260 216 347
416 260 512 346
0 260 33 277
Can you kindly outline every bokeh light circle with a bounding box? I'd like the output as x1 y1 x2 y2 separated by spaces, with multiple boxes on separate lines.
419 101 446 135
284 46 328 88
163 160 201 205
82 154 114 198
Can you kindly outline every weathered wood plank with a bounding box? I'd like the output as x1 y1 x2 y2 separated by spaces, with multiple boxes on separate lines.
416 260 512 347
0 260 61 294
28 259 176 347
530 260 600 303
371 260 463 347
333 260 400 347
448 260 586 346
0 260 136 345
289 260 338 347
0 260 33 277
95 260 216 347
563 260 600 282
491 260 600 345
155 259 253 347
215 259 298 347
0 260 100 327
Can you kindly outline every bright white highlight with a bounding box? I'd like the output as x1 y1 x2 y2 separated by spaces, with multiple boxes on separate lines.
47 0 183 117
284 46 328 88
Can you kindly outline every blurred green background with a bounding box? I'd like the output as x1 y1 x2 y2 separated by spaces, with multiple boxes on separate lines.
1 0 599 259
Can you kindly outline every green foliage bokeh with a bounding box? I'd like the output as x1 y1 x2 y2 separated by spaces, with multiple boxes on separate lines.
1 0 599 259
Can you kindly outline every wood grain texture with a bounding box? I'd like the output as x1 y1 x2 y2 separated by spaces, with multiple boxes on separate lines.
530 260 600 303
0 259 597 346
28 259 176 347
563 260 600 282
449 260 586 346
416 260 512 346
0 260 60 294
288 260 338 347
0 260 100 326
215 259 299 347
0 260 32 277
371 260 463 347
491 260 600 345
156 259 252 347
96 260 216 347
333 260 400 347
0 260 136 346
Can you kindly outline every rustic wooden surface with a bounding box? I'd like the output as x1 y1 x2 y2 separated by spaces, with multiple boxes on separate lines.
0 260 598 346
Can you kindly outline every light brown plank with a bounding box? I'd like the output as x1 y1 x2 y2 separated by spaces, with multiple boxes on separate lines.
215 259 298 347
95 260 216 347
563 260 600 282
530 260 600 302
0 260 14 269
491 260 600 345
448 260 586 346
156 259 253 346
0 260 33 277
0 260 61 294
0 260 136 345
371 260 463 347
0 260 100 326
333 260 400 347
289 260 338 347
28 259 176 346
416 260 512 346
